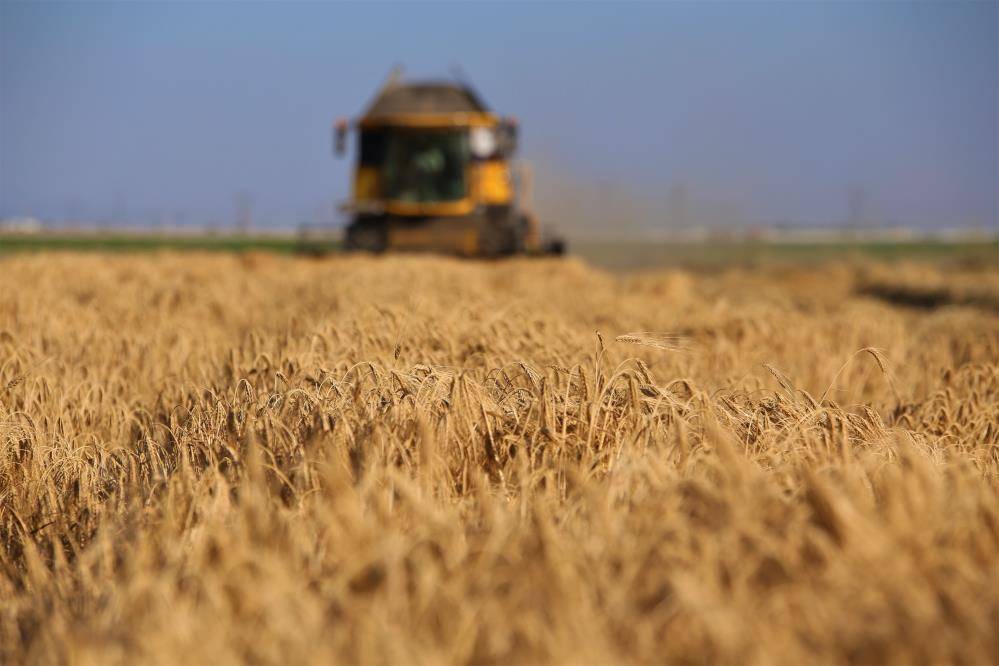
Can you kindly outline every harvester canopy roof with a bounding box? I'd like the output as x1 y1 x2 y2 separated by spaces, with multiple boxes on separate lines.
362 81 490 120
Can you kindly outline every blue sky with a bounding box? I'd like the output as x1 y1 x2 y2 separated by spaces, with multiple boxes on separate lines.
1 1 996 231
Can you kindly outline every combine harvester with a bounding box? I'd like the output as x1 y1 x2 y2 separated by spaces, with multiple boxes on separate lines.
326 71 564 257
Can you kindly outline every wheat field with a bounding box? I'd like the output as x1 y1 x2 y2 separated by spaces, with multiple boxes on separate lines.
1 252 997 665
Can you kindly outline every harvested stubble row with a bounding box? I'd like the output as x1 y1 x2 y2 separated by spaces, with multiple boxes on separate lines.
1 253 997 665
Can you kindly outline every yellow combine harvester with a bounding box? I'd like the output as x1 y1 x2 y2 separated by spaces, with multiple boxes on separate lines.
333 75 563 256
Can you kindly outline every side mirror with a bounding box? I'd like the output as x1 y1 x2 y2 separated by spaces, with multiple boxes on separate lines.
333 118 348 157
497 117 518 157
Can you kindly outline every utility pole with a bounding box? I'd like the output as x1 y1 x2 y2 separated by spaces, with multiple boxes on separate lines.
668 182 688 232
235 192 253 235
847 185 869 233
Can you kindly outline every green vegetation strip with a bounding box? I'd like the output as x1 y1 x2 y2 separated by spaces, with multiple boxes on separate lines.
1 233 994 268
0 233 339 254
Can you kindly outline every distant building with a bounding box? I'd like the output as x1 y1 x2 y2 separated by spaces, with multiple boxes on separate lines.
0 217 43 233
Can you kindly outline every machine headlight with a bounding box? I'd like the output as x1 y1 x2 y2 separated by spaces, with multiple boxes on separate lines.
470 126 497 159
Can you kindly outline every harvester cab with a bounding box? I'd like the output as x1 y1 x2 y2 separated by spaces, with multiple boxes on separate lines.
332 74 564 257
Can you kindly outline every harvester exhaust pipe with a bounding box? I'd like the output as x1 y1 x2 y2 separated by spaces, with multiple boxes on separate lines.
333 118 348 157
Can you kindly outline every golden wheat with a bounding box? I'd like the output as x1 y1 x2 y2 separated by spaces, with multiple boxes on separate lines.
0 253 997 665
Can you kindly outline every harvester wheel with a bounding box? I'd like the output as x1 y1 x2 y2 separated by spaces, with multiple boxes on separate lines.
478 216 523 258
478 226 514 257
545 238 566 256
344 221 388 253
